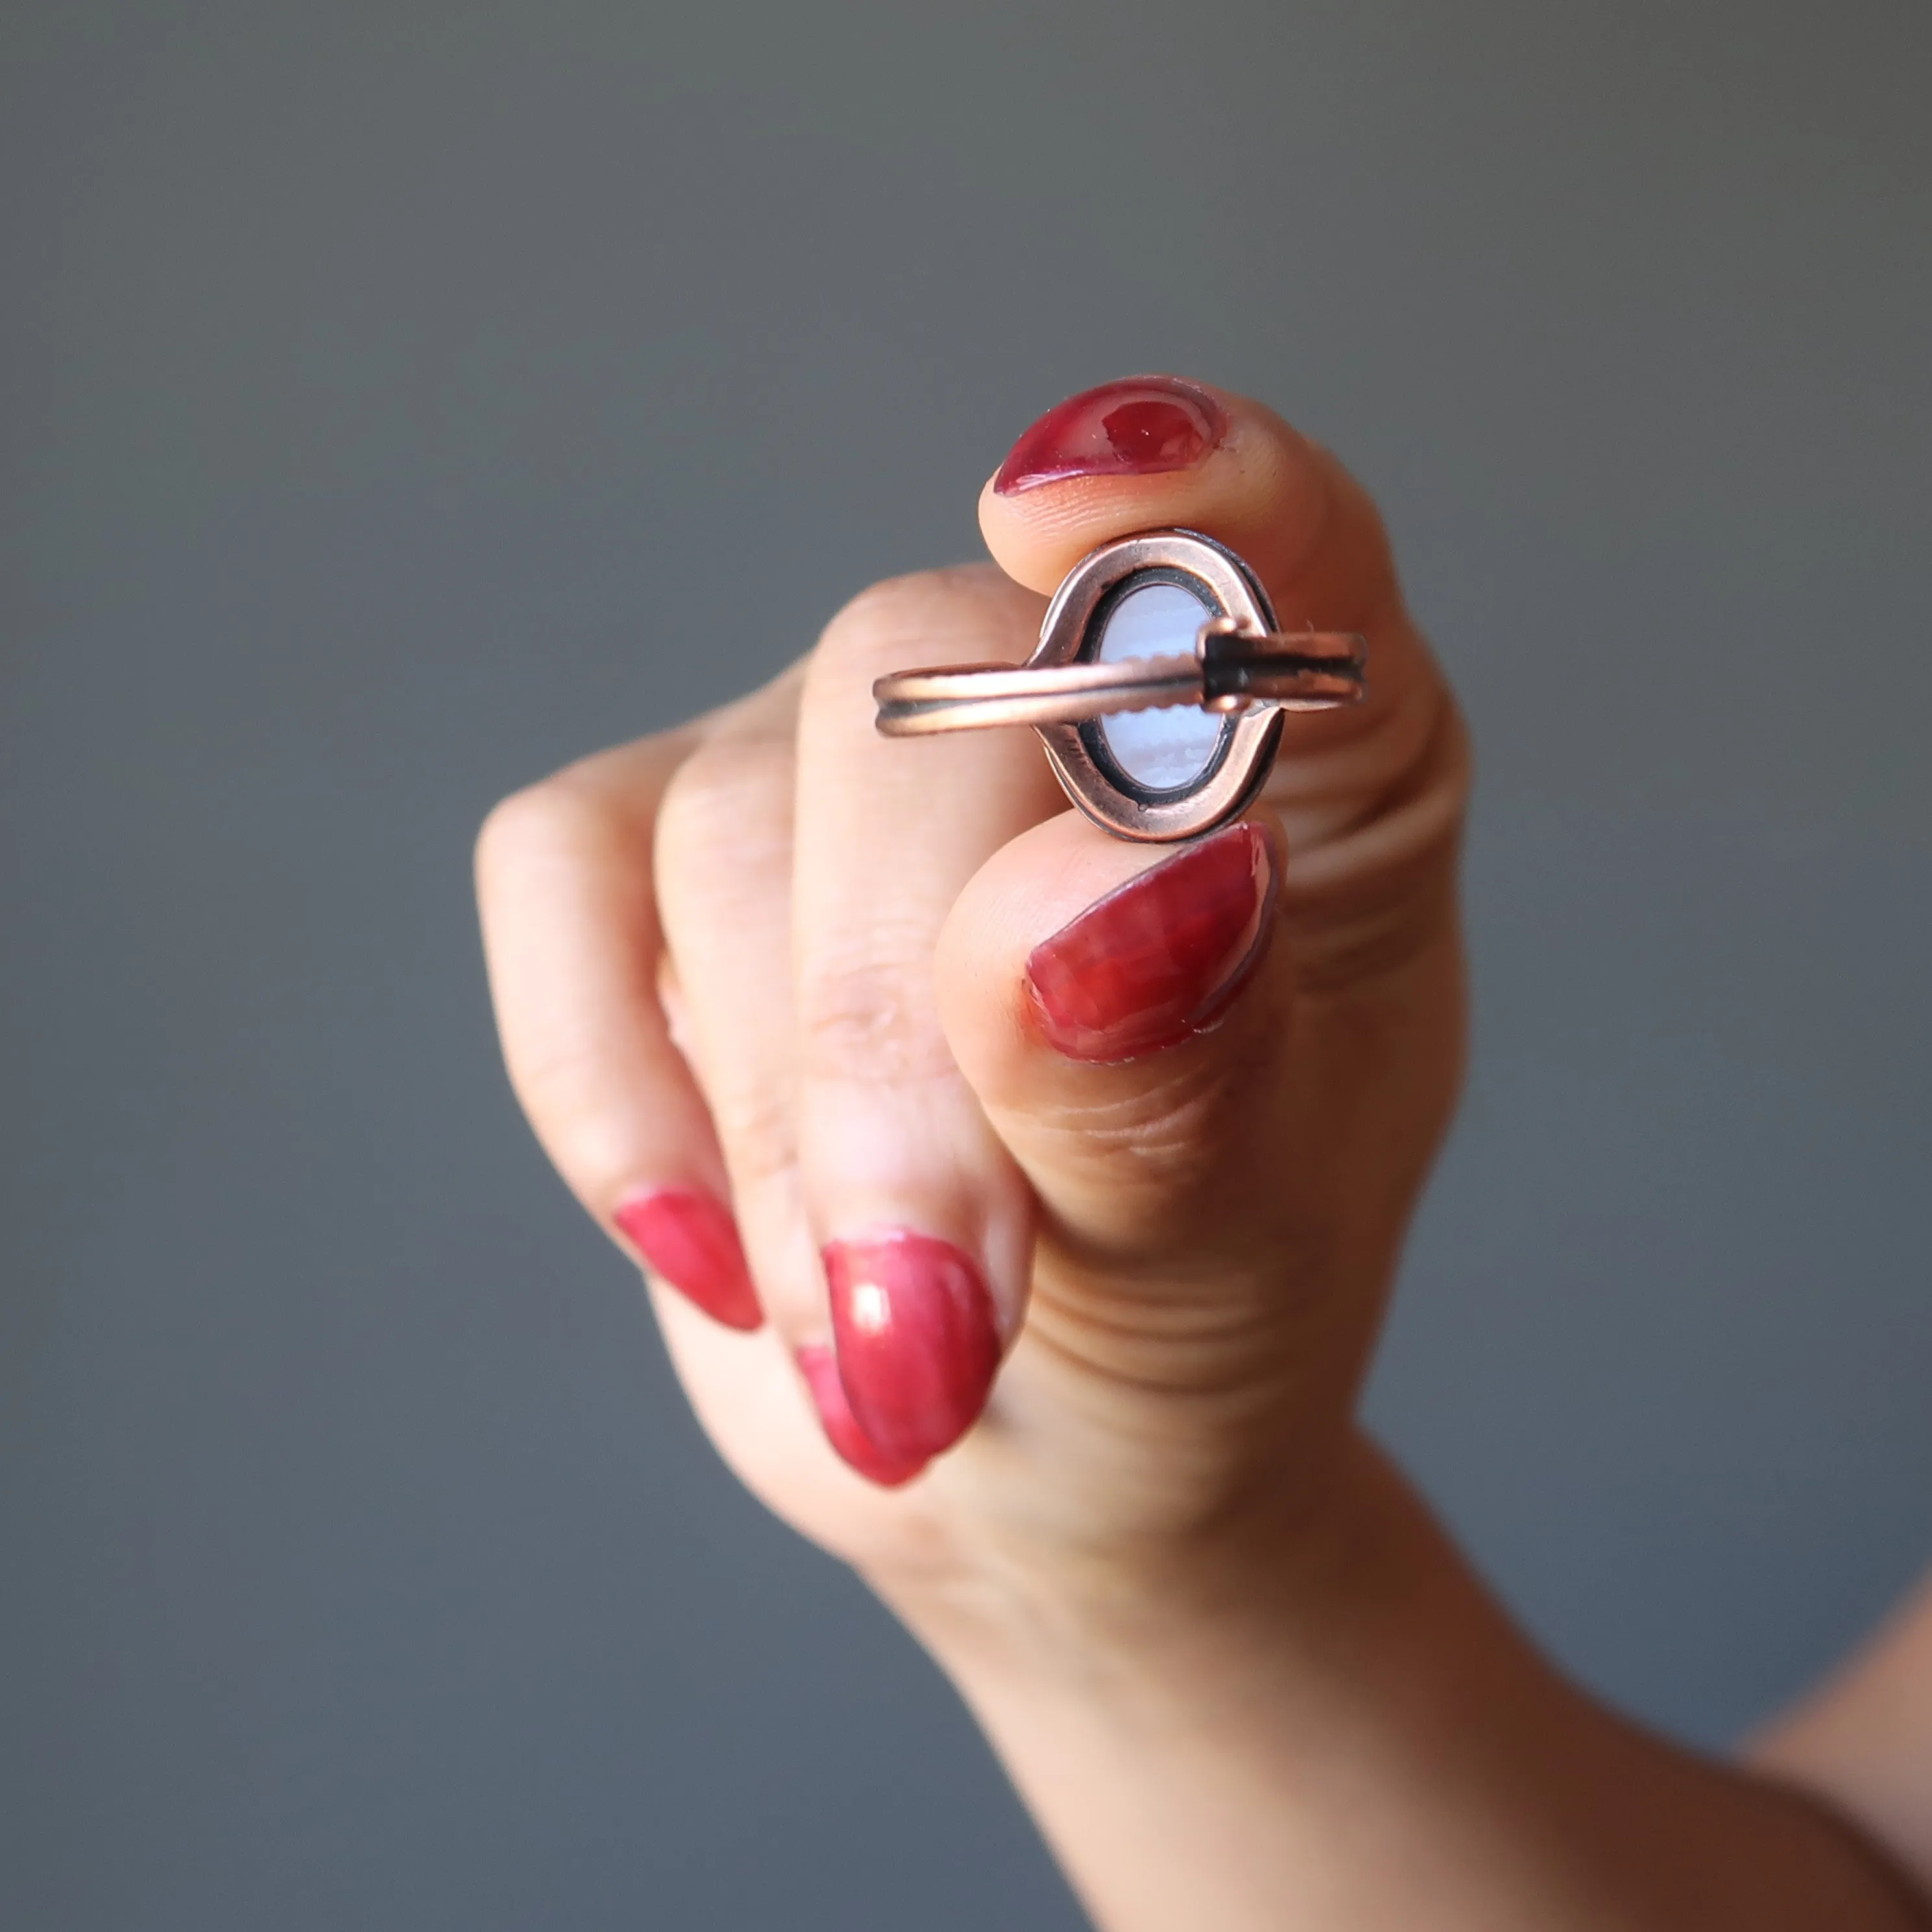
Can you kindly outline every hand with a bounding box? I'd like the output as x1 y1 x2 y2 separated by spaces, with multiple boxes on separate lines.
475 375 1467 1629
479 380 1931 1932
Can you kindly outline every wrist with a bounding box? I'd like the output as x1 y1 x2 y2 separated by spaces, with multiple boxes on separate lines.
872 1443 1932 1932
873 1424 1404 1697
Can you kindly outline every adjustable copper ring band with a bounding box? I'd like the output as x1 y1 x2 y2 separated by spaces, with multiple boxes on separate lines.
871 527 1368 843
875 620 1364 736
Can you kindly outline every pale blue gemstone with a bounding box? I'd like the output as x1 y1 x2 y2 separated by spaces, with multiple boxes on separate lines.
1094 579 1223 791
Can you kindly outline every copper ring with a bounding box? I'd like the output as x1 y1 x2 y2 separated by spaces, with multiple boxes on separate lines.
872 528 1366 842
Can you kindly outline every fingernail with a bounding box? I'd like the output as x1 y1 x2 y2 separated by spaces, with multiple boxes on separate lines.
823 1231 1002 1464
797 1345 928 1488
993 374 1229 496
614 1187 764 1332
1024 823 1277 1062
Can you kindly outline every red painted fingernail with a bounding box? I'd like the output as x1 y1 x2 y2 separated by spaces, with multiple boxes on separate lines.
797 1345 928 1488
823 1231 1001 1464
614 1187 763 1332
993 375 1228 495
1024 824 1277 1063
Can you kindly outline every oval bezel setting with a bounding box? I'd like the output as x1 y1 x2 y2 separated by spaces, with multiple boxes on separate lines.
1028 528 1284 841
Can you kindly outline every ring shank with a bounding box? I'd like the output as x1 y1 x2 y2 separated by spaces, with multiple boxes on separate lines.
875 656 1203 734
873 628 1366 737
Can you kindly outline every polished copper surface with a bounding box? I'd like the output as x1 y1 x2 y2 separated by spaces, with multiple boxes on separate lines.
873 626 1364 734
871 529 1367 841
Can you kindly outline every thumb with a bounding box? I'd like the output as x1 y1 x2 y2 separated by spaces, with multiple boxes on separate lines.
934 811 1333 1386
928 376 1467 1436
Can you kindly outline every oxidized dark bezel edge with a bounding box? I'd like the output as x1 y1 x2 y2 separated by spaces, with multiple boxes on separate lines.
1030 528 1283 842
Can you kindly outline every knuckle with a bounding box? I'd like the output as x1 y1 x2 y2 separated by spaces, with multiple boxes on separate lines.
798 926 955 1081
809 564 1009 684
474 773 601 891
825 569 952 648
477 738 679 889
654 737 795 906
656 734 793 848
1030 1052 1270 1190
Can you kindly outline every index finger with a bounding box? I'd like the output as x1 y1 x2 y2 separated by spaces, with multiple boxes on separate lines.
791 565 1062 1466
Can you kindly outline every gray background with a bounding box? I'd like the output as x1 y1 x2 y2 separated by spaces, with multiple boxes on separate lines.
4 1 1929 1926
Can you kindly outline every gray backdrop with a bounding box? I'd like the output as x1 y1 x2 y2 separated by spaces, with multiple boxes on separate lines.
5 3 1929 1927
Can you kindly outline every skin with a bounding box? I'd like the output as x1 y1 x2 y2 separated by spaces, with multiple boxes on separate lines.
476 384 1932 1929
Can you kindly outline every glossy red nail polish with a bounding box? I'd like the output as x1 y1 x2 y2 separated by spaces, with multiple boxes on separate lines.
1024 824 1277 1062
614 1187 763 1332
993 375 1228 495
797 1345 927 1488
823 1231 1001 1464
